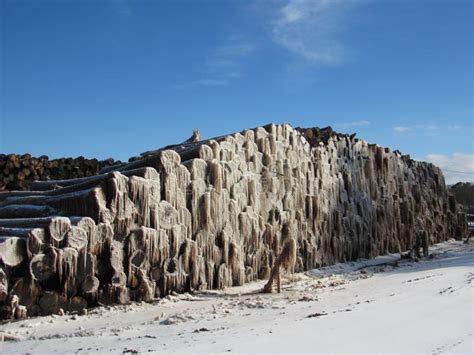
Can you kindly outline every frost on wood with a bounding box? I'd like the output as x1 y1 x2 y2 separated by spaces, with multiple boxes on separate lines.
0 124 468 319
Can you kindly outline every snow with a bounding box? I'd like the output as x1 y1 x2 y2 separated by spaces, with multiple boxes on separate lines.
1 240 473 354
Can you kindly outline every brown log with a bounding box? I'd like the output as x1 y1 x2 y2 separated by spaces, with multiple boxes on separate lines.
38 291 66 315
67 296 87 313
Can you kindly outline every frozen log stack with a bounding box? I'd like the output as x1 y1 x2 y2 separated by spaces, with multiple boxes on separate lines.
0 154 122 192
0 124 467 319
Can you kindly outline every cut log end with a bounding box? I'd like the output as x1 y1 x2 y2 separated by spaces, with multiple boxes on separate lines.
0 237 27 267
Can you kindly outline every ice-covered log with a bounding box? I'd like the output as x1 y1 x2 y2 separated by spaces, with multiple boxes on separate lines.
0 268 7 302
0 237 27 267
0 123 468 320
30 251 58 282
65 226 88 250
26 228 46 258
48 217 71 244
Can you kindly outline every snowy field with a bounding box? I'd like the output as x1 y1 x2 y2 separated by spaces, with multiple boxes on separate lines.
1 239 472 354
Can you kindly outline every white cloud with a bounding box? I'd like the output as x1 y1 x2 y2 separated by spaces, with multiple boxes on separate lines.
335 120 370 128
393 126 412 134
424 153 474 184
270 0 360 63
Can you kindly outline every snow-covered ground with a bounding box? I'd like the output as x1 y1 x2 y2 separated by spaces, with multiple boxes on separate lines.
1 240 473 354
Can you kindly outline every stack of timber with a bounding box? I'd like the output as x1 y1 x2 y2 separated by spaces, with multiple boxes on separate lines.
0 154 121 192
0 124 468 319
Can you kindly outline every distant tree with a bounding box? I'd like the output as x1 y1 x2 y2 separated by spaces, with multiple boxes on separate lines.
450 182 474 214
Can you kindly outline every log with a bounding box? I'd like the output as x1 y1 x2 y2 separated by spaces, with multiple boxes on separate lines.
77 251 97 283
71 217 97 253
0 153 122 192
96 222 113 254
0 204 56 218
62 247 79 296
0 237 27 267
99 138 226 174
27 228 46 258
82 275 100 299
67 296 87 313
28 166 159 192
0 216 72 229
0 268 7 302
0 187 97 207
65 226 88 250
30 175 99 191
10 277 41 310
0 191 44 203
0 227 36 238
158 201 178 230
38 291 66 315
48 217 71 243
30 251 57 282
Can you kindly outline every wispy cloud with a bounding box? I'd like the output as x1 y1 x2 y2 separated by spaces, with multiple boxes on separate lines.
335 120 370 128
415 124 439 131
393 126 412 134
393 123 446 136
111 0 131 16
175 79 230 89
178 37 254 88
270 0 362 64
415 124 439 136
448 125 461 131
424 153 474 184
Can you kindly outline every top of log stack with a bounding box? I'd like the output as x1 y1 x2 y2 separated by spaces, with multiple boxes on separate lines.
1 123 437 194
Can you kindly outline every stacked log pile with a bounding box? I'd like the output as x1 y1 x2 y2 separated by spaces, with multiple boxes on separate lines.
0 154 121 192
0 124 467 319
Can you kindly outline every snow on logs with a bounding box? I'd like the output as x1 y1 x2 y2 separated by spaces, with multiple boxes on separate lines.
0 124 468 319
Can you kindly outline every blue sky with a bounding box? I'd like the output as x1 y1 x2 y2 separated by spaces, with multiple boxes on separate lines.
1 0 473 182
